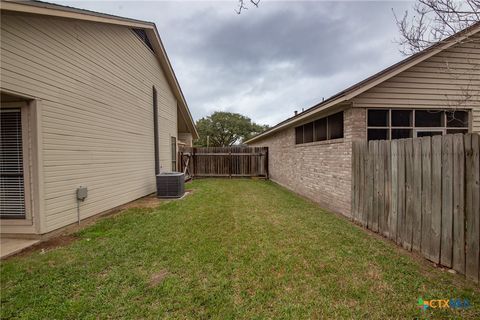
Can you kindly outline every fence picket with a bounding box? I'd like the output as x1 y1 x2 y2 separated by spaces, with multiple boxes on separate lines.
384 140 391 238
452 134 465 274
465 134 479 282
421 138 432 259
350 133 478 283
430 136 442 263
377 141 386 234
441 135 454 267
397 139 406 247
412 138 423 252
390 140 398 242
366 141 375 228
373 141 380 232
404 139 414 251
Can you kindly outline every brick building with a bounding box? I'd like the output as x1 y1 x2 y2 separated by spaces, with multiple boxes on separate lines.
246 22 480 217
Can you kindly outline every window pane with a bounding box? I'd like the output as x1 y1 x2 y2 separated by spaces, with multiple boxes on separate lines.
447 129 468 135
303 122 314 143
328 112 344 139
368 109 389 127
416 131 443 137
295 126 303 144
368 129 388 141
391 110 412 127
392 129 412 140
314 118 327 141
415 110 443 127
446 111 468 127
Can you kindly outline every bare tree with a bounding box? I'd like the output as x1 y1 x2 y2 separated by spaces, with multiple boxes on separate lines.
394 1 480 116
236 0 260 14
394 0 479 55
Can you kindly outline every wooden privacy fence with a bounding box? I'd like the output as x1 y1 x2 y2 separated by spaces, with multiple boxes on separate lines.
352 133 479 283
179 146 268 179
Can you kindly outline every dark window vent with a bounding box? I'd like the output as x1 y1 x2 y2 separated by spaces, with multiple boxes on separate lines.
132 28 154 52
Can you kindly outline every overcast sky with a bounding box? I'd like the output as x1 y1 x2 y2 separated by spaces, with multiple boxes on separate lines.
53 0 414 126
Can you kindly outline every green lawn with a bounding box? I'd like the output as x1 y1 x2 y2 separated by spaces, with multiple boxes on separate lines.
1 179 479 319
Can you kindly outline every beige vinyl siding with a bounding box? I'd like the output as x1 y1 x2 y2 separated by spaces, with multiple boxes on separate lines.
1 13 177 233
178 132 193 147
353 33 480 132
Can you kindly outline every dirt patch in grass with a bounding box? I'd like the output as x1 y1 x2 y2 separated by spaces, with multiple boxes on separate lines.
120 194 164 209
11 234 78 259
3 192 193 260
149 269 169 287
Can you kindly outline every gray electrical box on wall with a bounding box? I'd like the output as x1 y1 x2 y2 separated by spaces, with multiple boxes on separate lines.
76 186 88 201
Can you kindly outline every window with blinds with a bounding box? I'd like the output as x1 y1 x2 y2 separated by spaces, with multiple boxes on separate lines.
0 108 26 219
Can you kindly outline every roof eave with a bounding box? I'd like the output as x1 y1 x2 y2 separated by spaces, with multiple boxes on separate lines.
1 0 199 139
246 21 480 144
1 0 154 28
146 27 199 139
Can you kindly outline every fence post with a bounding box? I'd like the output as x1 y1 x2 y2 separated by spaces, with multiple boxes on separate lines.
229 149 232 179
265 147 269 179
192 147 196 179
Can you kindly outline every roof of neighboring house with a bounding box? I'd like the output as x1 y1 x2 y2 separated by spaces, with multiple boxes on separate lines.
246 20 480 144
0 0 199 139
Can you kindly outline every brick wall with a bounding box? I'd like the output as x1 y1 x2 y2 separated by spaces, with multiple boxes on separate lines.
250 107 366 217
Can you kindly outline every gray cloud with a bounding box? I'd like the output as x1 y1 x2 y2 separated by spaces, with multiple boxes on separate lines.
54 0 413 125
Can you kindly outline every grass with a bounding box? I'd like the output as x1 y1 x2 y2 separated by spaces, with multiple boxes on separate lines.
1 179 479 319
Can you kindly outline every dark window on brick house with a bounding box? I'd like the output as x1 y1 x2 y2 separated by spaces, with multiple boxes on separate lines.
368 109 389 127
391 110 412 127
367 109 469 141
328 112 344 139
303 122 314 143
295 126 303 144
295 111 344 145
415 110 443 127
314 118 327 141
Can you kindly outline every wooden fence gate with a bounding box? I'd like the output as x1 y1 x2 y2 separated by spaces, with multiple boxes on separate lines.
352 133 479 283
179 146 268 179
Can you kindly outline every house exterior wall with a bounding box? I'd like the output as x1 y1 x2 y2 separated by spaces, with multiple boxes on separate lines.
248 33 479 217
249 108 366 216
353 33 480 132
1 12 178 234
178 132 193 147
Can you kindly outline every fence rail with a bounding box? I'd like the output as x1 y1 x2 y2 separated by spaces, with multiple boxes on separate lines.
179 146 268 179
352 133 479 283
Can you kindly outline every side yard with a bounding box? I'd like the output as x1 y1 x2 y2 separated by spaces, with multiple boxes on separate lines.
1 179 478 319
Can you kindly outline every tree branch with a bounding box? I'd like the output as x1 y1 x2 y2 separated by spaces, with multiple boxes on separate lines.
394 0 479 55
236 0 261 14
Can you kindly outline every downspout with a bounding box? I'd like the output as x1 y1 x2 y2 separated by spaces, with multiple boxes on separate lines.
153 86 160 175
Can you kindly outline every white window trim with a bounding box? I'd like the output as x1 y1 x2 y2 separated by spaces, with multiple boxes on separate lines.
0 102 33 225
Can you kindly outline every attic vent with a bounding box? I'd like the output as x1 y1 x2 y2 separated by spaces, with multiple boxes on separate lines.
132 28 154 52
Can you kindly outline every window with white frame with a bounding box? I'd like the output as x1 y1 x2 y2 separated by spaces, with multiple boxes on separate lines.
367 109 469 141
